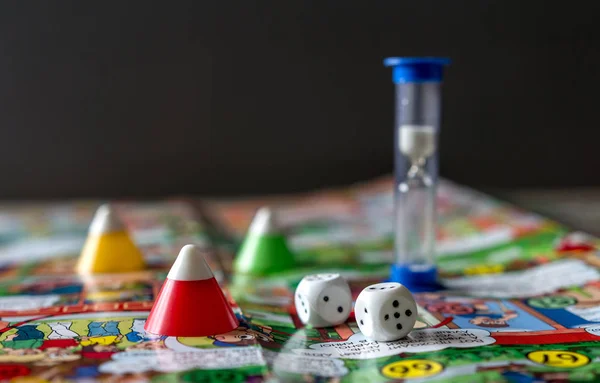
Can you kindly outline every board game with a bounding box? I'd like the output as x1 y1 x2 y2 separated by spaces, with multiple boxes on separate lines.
1 178 600 382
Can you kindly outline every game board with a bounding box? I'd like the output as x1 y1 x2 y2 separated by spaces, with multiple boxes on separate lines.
1 179 600 382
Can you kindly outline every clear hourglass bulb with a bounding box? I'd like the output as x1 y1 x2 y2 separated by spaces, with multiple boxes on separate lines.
395 125 436 269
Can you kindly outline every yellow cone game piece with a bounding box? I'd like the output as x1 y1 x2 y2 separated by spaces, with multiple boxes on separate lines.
76 204 146 274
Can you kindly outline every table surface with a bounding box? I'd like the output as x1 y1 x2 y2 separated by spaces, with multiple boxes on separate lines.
492 188 600 236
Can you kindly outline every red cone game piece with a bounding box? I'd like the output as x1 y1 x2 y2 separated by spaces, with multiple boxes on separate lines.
144 244 239 336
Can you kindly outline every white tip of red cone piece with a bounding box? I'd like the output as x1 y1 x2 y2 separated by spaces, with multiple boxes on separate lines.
248 207 279 235
89 204 125 235
167 244 213 281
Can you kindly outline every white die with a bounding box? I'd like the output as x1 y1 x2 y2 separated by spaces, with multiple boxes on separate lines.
355 282 417 341
295 273 352 328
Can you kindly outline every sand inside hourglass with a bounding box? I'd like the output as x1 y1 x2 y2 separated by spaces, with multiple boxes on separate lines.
399 125 436 163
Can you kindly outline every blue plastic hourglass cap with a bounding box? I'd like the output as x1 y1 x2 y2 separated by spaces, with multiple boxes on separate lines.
383 57 450 84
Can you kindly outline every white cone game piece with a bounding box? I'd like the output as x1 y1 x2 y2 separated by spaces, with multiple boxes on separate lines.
88 204 125 234
248 207 278 235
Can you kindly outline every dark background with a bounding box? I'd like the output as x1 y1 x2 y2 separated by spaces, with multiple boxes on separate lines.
1 1 599 199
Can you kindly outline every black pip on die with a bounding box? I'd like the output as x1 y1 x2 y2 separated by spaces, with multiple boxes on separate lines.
355 282 417 341
295 273 352 328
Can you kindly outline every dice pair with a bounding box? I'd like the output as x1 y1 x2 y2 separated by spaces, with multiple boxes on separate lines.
294 274 417 342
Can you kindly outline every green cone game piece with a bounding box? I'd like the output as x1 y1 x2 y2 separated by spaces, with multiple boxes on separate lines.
234 207 296 276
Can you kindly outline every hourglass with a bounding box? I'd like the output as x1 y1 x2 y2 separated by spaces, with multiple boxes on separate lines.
384 57 450 291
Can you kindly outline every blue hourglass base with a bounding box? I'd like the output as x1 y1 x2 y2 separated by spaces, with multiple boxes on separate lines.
389 264 444 292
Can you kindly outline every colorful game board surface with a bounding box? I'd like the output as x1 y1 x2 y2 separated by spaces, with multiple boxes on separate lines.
1 179 600 382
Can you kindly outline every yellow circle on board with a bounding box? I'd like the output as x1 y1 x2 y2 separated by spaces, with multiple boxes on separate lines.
177 337 215 347
381 359 444 379
464 264 504 276
527 350 590 368
86 291 122 301
10 378 50 383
